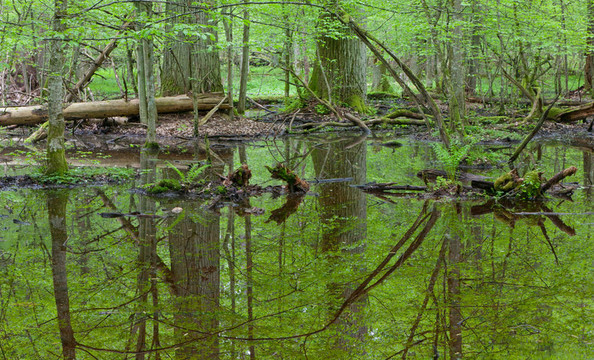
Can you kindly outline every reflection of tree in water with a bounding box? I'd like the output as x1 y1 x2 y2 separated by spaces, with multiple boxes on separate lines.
133 147 160 358
3 140 592 359
167 190 221 359
167 202 220 359
48 190 76 359
311 137 368 357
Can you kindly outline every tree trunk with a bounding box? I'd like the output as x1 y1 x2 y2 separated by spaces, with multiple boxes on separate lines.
0 94 228 126
135 2 158 145
447 0 466 130
586 0 594 95
161 0 223 95
46 0 68 175
237 0 250 114
371 61 393 93
465 0 481 96
309 7 367 112
222 8 235 119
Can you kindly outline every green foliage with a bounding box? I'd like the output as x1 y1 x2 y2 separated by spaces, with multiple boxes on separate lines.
517 170 542 199
165 161 209 186
431 139 474 180
282 96 306 112
31 166 134 185
314 103 330 115
144 178 181 194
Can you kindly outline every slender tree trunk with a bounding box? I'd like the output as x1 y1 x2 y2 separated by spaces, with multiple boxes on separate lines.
135 2 157 146
466 0 481 96
237 0 250 114
45 0 68 175
586 0 594 96
283 2 293 98
222 8 235 119
48 191 76 359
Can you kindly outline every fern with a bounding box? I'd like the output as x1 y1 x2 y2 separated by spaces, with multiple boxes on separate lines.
187 163 210 184
431 139 475 180
164 161 210 185
165 161 186 183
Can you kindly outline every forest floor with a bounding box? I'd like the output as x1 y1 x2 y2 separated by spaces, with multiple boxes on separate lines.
70 96 594 148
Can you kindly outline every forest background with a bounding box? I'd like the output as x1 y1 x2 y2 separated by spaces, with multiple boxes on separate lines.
1 0 593 173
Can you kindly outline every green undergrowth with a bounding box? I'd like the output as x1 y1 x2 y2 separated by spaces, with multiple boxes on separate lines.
142 161 210 194
32 166 135 185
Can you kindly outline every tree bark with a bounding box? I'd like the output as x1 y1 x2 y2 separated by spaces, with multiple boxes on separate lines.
447 0 466 130
161 0 223 95
237 0 250 114
46 0 68 175
0 94 229 126
586 0 594 95
309 6 367 112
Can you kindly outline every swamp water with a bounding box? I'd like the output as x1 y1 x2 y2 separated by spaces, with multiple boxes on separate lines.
0 135 592 359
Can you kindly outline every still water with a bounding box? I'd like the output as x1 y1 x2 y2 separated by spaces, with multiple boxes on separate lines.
0 135 592 359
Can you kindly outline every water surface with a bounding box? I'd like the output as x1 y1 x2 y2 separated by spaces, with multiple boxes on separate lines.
1 135 592 359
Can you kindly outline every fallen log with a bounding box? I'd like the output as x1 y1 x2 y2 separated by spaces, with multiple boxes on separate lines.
554 101 594 122
0 93 229 126
365 118 426 126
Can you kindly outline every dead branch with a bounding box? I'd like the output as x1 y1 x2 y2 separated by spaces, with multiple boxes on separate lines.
508 95 559 166
540 166 577 193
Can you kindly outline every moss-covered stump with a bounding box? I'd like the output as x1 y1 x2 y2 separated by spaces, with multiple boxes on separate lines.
266 163 310 193
144 179 182 194
223 164 252 187
494 168 523 192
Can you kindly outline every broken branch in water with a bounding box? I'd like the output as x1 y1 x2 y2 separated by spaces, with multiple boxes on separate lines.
266 163 310 193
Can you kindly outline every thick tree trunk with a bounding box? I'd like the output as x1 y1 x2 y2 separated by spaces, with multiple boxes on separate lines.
447 0 466 130
0 94 228 126
46 0 68 175
371 61 393 93
161 0 223 95
309 8 367 112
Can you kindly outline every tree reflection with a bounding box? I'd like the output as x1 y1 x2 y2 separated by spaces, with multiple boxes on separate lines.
312 136 368 356
167 158 223 359
47 190 76 359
